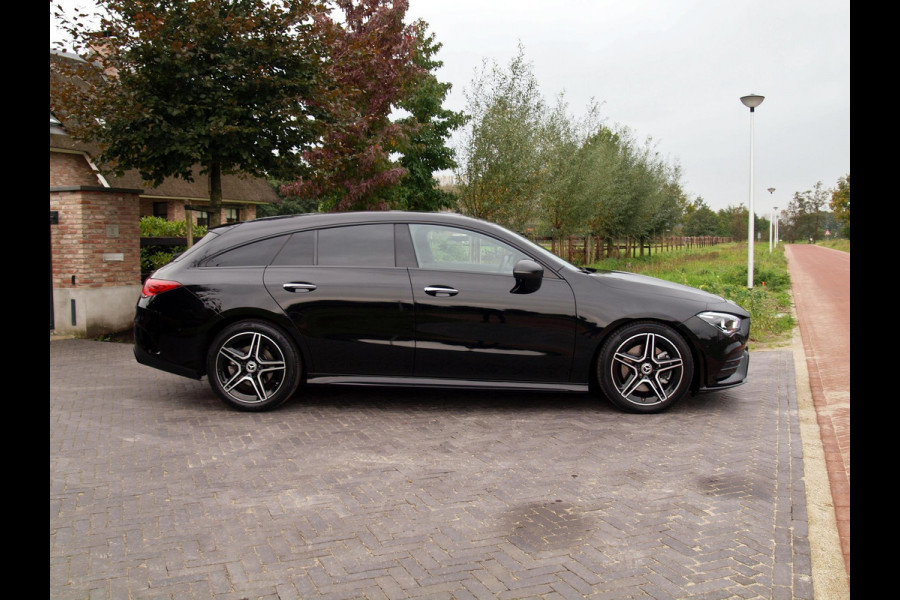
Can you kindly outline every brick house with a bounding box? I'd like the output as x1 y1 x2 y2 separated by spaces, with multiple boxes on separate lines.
50 55 282 337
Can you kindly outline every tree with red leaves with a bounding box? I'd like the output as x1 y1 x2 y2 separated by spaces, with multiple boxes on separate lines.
281 0 424 211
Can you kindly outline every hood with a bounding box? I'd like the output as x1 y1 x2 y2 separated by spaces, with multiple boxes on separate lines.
588 269 746 313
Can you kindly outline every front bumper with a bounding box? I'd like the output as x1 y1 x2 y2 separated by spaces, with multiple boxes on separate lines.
696 349 749 392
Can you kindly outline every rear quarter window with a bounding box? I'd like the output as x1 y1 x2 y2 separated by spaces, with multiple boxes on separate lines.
201 235 288 267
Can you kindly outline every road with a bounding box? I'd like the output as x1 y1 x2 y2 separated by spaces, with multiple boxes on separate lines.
785 244 850 584
49 244 851 599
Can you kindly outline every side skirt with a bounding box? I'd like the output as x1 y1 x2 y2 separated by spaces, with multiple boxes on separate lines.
305 375 589 393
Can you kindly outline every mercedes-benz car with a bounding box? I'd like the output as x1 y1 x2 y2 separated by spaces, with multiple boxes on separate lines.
134 211 749 413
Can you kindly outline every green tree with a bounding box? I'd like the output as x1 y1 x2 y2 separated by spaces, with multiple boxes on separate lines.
784 181 830 242
581 126 682 255
830 173 850 238
455 44 546 231
52 0 329 228
538 94 602 250
718 205 749 240
683 198 721 236
390 23 467 212
581 126 637 256
625 142 684 247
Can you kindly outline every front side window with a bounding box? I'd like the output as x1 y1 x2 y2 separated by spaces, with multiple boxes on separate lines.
409 224 528 275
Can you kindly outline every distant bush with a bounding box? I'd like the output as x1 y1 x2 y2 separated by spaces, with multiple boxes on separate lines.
141 249 183 274
140 217 208 276
140 216 207 238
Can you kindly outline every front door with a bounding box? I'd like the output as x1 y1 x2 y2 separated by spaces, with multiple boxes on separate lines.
407 224 577 383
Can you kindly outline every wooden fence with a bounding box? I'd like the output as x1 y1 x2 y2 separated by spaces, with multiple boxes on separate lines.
534 235 734 264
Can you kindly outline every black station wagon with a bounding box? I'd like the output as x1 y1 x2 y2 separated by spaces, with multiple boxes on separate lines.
134 211 750 413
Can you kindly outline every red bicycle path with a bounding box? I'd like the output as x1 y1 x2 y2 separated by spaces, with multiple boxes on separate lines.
784 244 850 588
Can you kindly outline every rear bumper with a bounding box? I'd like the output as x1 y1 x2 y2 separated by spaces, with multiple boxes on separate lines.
133 340 203 380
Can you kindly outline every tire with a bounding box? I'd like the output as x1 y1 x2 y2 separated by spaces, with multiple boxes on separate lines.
206 320 302 411
597 321 693 414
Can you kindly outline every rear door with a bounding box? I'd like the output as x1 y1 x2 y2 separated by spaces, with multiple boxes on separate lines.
263 224 415 377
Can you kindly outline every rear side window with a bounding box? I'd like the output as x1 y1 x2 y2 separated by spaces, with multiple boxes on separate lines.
271 231 315 266
205 224 397 268
317 224 395 267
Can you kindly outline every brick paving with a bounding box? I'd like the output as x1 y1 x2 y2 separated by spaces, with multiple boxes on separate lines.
784 245 850 582
51 337 814 599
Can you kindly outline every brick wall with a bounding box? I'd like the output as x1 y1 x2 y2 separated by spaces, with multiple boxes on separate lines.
50 188 141 288
50 151 101 187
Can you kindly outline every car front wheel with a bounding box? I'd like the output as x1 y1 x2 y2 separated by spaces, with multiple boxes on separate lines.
597 321 693 413
206 320 301 411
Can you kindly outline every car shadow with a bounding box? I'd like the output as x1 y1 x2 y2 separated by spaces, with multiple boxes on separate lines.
270 384 739 417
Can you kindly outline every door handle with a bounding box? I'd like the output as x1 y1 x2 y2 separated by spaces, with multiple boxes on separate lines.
424 285 458 297
282 282 317 293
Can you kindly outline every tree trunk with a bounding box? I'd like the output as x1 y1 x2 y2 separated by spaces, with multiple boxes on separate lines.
207 161 223 228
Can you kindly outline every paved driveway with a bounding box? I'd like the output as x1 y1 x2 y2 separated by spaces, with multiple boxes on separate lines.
51 339 812 599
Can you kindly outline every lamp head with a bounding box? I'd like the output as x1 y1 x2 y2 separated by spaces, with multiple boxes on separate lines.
741 94 765 111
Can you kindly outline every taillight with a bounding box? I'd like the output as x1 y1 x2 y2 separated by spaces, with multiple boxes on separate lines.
141 278 183 298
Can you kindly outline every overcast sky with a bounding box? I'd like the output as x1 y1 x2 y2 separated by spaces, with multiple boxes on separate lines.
51 0 850 214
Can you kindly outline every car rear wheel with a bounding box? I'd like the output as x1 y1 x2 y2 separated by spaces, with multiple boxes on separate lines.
206 320 301 411
597 321 693 413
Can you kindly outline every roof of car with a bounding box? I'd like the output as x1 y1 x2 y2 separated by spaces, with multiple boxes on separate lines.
215 211 510 240
184 210 575 274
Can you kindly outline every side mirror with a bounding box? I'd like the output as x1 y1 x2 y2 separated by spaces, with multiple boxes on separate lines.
511 259 543 294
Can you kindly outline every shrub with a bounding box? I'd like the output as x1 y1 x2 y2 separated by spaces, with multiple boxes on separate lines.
141 249 185 274
140 216 207 238
140 217 207 275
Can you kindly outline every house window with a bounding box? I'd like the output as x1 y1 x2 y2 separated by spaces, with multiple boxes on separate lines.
195 211 210 228
225 208 240 224
153 202 168 219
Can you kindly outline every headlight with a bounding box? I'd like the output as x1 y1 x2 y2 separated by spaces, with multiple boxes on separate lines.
698 311 742 335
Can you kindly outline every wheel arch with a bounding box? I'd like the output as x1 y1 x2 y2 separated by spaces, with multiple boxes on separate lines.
198 308 309 381
588 317 705 394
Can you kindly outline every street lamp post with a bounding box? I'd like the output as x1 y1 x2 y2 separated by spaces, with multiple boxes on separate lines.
772 206 778 248
767 187 775 252
741 94 765 288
